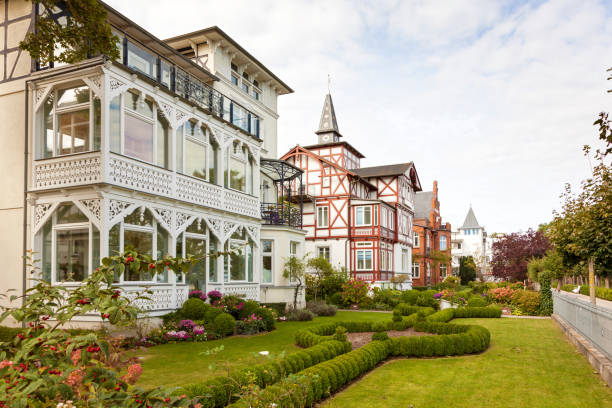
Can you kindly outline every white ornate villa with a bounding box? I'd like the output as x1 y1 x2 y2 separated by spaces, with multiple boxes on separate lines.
0 0 306 317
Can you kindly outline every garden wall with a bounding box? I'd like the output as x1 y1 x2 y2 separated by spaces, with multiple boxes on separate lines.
553 291 612 360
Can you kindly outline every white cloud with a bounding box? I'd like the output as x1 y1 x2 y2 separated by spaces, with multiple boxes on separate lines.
104 0 612 233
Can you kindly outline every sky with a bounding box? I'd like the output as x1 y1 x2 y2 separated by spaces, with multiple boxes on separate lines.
105 0 612 234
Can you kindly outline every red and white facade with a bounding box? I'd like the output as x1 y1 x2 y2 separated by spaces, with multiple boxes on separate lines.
280 94 422 285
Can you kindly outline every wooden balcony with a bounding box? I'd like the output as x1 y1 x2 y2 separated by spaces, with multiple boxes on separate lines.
31 151 260 219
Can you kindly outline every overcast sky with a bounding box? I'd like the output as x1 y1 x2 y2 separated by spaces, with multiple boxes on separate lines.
105 0 611 234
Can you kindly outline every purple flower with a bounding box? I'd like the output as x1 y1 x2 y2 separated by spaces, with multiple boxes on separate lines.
179 319 195 330
434 293 442 299
193 326 205 335
207 290 222 301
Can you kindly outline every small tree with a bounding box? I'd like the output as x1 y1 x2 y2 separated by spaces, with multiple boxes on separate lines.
283 255 307 310
20 0 120 65
491 229 550 281
459 256 477 285
305 256 334 302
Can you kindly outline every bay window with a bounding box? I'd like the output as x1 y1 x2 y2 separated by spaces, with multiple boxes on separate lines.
36 84 100 159
39 203 99 284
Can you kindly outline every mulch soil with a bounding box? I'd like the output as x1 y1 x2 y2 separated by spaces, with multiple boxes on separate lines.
346 328 433 349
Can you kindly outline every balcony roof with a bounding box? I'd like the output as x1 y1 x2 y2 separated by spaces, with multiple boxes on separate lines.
164 26 293 95
260 158 303 181
101 1 219 85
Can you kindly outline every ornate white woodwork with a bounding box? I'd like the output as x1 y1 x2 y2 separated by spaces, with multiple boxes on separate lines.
32 153 103 189
83 75 103 98
33 202 58 233
107 199 136 226
224 189 259 218
108 76 130 99
208 283 259 301
121 285 189 311
108 155 173 196
175 174 224 208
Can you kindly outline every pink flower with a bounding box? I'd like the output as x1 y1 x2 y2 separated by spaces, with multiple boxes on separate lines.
0 360 14 369
121 363 142 385
70 349 81 366
65 368 85 387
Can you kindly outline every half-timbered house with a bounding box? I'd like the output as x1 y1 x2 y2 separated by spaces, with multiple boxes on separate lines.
281 93 422 285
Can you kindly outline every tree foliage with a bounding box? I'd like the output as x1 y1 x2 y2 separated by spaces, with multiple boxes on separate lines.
283 255 307 310
459 256 477 285
305 257 347 302
20 0 120 66
491 229 550 281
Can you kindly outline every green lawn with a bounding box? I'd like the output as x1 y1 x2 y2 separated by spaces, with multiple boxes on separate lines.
322 318 612 408
135 311 390 387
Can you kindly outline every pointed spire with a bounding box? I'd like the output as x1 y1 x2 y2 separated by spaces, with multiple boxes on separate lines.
316 93 341 138
461 206 481 229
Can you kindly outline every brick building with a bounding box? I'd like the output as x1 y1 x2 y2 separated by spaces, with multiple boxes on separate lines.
411 181 452 287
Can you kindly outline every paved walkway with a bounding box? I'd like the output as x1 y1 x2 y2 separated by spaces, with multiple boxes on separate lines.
557 290 612 311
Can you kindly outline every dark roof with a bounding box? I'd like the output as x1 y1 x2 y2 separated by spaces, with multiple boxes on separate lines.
461 206 482 229
163 26 293 94
353 162 413 178
414 191 433 219
316 93 341 136
302 141 365 159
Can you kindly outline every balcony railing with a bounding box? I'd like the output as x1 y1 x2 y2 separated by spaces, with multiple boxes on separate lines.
32 152 260 219
261 202 302 228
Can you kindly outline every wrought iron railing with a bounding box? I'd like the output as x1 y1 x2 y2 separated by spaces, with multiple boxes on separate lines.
260 202 302 228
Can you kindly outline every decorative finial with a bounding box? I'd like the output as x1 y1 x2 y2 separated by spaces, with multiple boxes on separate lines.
328 73 331 94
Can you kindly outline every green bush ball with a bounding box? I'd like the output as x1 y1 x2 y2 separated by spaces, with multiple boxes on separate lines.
181 297 208 320
213 312 236 337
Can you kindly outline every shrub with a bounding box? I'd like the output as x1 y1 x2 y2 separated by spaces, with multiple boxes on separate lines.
205 306 222 323
489 286 516 304
255 307 276 331
333 326 347 342
538 271 553 315
511 290 541 315
260 302 287 315
394 303 435 317
399 290 420 305
442 276 460 289
236 317 265 335
372 332 389 341
372 288 401 308
287 308 315 321
237 300 260 320
328 292 343 306
307 301 338 316
340 279 370 305
426 309 455 323
213 313 236 337
467 295 487 308
207 290 223 303
417 291 439 309
188 289 207 301
181 297 209 320
371 321 387 332
0 326 21 342
454 306 502 318
161 310 184 325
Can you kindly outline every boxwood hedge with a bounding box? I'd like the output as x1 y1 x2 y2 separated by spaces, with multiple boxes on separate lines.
178 339 351 407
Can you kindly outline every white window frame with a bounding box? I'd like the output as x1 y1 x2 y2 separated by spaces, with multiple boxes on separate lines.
355 206 372 226
122 90 158 164
317 206 329 228
50 214 96 286
440 264 447 279
261 239 274 284
289 241 299 282
317 246 330 261
440 235 447 251
228 238 251 283
356 249 373 271
178 222 209 285
412 262 420 279
181 121 209 182
413 232 420 247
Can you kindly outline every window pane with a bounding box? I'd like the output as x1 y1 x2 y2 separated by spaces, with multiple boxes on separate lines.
262 239 272 253
364 207 371 224
262 255 272 283
230 243 246 281
56 203 88 224
160 60 172 88
185 139 207 180
125 91 153 118
56 228 89 282
186 219 206 234
209 136 219 184
109 95 121 152
209 237 218 282
41 94 54 159
57 86 89 108
93 98 101 150
124 229 152 281
57 110 89 155
127 41 157 79
124 209 153 227
124 114 154 162
156 112 169 168
185 237 206 289
41 219 52 282
230 157 246 191
175 236 184 283
109 224 120 256
156 227 169 283
92 225 100 272
176 125 183 173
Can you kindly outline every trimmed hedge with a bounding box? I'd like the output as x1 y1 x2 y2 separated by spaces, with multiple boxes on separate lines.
561 284 612 301
454 306 502 318
182 297 209 320
393 303 435 317
228 340 391 407
295 320 396 347
179 340 351 407
213 313 236 337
